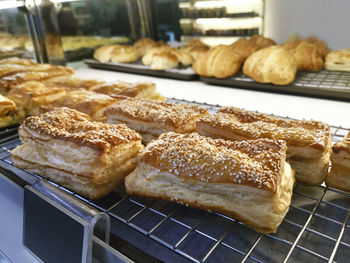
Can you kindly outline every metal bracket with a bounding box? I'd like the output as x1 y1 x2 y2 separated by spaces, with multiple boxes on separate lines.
23 180 110 263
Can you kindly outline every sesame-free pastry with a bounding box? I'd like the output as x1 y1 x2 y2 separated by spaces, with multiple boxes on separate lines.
11 108 144 199
0 94 25 128
125 132 294 233
242 45 297 85
326 132 350 192
105 96 209 143
196 107 331 185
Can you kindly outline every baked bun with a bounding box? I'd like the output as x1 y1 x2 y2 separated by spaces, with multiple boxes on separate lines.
325 49 350 72
243 46 297 85
282 40 324 71
326 132 350 192
192 45 243 78
110 45 138 63
125 132 294 233
196 106 332 185
11 108 143 199
150 52 178 70
93 45 116 63
142 45 173 66
133 38 158 57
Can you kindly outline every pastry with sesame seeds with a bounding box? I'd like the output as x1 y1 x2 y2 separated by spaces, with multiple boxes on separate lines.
11 108 144 199
196 106 331 185
105 96 209 143
326 131 350 192
125 132 294 233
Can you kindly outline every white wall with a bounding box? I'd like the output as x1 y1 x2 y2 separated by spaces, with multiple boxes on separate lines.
264 0 350 50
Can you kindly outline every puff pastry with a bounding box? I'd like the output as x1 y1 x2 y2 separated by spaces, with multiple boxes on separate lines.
6 81 67 116
282 40 324 71
105 97 209 143
48 89 117 122
90 81 165 101
192 45 243 78
0 94 25 128
243 46 297 85
0 65 74 94
125 132 294 233
11 108 143 199
326 132 350 192
325 49 350 72
196 107 331 185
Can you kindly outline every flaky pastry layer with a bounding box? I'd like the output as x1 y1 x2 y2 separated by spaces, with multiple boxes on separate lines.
326 132 350 192
196 106 331 185
126 132 294 233
105 97 208 139
11 108 143 199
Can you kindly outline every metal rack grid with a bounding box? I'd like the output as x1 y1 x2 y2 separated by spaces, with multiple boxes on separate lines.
201 70 350 101
1 99 350 263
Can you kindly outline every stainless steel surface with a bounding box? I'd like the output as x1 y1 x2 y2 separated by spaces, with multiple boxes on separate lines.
1 98 350 262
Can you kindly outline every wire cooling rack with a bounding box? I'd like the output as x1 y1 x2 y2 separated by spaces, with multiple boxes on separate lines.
1 99 350 263
201 70 350 101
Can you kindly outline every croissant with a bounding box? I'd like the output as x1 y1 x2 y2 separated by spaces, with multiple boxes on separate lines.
243 45 297 85
282 40 324 71
192 45 243 78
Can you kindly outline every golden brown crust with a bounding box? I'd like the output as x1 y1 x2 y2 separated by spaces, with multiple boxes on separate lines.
43 76 104 91
0 58 37 66
282 40 324 71
48 89 117 121
105 96 208 131
21 107 141 152
325 49 350 72
93 45 116 63
110 45 139 63
0 94 16 116
133 38 158 57
197 106 330 150
192 45 243 78
243 46 297 85
0 66 74 92
138 132 288 192
305 36 330 58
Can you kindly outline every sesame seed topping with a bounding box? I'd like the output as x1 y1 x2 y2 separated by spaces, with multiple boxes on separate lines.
139 132 288 192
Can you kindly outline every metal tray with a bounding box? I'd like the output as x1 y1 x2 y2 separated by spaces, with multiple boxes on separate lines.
1 98 350 263
84 59 198 81
201 70 350 101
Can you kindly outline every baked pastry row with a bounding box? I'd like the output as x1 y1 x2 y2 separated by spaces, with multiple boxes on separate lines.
11 107 294 233
193 35 330 86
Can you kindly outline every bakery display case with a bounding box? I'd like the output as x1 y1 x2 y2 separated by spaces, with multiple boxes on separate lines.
179 0 264 46
1 1 350 263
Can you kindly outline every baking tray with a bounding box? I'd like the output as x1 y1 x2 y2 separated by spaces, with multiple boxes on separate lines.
201 70 350 101
84 59 198 81
1 98 350 263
